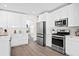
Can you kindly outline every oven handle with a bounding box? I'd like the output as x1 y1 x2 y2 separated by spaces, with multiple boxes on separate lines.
52 37 64 40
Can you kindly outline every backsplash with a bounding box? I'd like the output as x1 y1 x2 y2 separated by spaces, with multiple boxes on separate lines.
0 27 29 35
68 26 79 36
52 26 79 36
0 27 8 35
7 27 28 35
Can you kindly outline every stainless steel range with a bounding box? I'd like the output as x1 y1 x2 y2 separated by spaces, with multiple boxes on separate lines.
52 29 70 54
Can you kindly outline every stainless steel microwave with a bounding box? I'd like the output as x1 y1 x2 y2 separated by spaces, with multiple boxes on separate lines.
55 18 68 27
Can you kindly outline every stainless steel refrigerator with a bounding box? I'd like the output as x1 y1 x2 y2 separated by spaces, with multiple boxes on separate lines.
36 21 46 47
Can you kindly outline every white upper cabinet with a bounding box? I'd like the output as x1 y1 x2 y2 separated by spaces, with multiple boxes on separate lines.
0 11 8 27
7 12 18 27
49 4 68 27
0 10 27 28
50 4 79 27
71 4 79 26
65 4 74 26
66 4 79 26
7 12 25 27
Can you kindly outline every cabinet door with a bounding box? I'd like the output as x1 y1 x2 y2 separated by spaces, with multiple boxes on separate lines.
66 38 74 56
65 4 74 26
49 4 79 27
66 37 79 56
0 11 8 27
17 14 26 27
67 4 79 26
49 4 69 27
7 12 25 27
72 4 79 26
66 4 77 26
7 12 17 27
0 39 10 56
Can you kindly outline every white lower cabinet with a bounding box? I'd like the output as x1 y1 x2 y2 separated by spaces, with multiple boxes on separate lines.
11 34 28 47
66 36 79 56
0 36 10 56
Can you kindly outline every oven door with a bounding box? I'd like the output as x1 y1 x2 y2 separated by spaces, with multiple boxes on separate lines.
52 37 63 47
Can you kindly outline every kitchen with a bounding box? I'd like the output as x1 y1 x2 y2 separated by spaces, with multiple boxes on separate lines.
0 3 79 56
38 3 79 56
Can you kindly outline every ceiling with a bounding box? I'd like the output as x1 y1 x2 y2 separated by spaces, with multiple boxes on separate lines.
0 3 67 15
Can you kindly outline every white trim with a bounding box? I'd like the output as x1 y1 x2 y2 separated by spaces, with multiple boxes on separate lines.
0 9 27 15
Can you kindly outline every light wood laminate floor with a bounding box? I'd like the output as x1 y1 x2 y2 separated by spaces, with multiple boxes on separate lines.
11 42 64 56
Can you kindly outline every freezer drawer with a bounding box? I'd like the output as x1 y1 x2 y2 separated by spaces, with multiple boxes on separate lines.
37 37 43 46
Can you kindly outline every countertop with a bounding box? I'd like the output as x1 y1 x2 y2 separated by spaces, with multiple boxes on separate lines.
0 35 10 40
66 35 79 37
66 35 79 42
0 35 8 36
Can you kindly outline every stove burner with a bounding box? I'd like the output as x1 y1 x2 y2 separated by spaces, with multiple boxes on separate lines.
52 32 70 36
